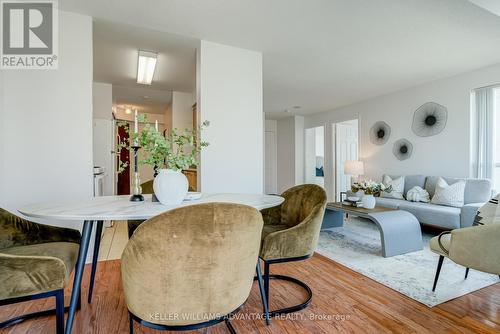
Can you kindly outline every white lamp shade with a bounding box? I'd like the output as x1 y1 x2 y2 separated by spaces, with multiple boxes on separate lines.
344 160 364 176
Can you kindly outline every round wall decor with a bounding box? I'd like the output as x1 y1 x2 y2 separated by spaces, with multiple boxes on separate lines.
369 121 391 145
412 102 447 137
393 138 413 161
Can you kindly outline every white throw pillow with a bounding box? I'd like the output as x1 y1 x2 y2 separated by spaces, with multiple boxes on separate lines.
406 186 430 203
380 175 404 199
431 177 466 208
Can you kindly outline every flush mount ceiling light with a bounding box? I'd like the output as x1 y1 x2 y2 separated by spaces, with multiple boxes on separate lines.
137 50 158 85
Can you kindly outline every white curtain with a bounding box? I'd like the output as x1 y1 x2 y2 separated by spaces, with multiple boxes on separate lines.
474 87 494 179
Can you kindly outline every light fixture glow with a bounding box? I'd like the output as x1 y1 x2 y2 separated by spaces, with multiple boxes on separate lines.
137 50 158 85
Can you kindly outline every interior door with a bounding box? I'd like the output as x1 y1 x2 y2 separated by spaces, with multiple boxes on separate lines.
116 123 130 195
335 120 358 201
264 130 277 194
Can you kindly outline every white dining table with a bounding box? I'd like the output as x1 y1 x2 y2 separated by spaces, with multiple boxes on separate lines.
19 193 284 334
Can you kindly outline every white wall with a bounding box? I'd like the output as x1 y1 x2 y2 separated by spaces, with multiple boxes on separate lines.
172 91 195 130
276 115 305 192
197 40 263 193
92 82 114 195
93 82 113 120
264 120 277 194
305 62 500 181
0 12 93 227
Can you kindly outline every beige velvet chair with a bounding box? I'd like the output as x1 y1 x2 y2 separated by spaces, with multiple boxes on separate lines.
121 203 269 333
0 208 81 333
430 197 500 291
259 184 327 317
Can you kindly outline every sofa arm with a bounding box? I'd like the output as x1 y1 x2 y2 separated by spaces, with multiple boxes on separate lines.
460 203 483 228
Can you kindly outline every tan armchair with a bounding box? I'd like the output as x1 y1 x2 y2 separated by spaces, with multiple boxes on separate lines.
430 197 500 291
258 184 327 317
121 203 269 333
0 208 81 333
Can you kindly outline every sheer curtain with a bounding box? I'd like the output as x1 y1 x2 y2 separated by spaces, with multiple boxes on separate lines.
473 87 494 179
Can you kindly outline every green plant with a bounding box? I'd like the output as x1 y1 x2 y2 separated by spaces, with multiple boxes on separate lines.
116 115 209 173
351 180 392 195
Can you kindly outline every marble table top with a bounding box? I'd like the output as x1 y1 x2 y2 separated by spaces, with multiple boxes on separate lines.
19 193 284 221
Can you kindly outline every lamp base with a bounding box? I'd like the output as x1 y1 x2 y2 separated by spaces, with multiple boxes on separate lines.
129 194 144 202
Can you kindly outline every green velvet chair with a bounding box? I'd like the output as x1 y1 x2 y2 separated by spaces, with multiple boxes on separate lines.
259 184 327 317
121 203 270 333
0 207 81 333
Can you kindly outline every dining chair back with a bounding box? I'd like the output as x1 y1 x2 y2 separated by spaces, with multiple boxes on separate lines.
121 202 264 332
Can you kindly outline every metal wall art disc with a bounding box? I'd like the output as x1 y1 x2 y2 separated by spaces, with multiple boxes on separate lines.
393 139 413 161
412 102 448 137
369 121 391 145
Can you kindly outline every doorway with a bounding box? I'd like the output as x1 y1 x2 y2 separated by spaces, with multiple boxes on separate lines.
305 126 325 187
334 119 359 201
116 123 131 195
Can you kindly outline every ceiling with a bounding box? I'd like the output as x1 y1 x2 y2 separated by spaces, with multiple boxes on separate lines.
112 85 172 114
93 20 197 93
64 0 500 119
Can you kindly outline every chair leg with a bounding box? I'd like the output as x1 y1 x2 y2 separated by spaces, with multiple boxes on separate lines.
255 260 270 325
55 290 65 334
225 318 237 334
88 220 104 303
129 313 134 334
259 257 313 317
465 267 470 279
432 255 444 292
264 261 270 307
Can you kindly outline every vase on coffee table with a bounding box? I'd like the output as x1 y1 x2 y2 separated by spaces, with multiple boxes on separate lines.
362 194 376 209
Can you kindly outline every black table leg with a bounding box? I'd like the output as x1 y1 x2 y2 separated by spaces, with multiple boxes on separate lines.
88 220 104 303
65 220 93 334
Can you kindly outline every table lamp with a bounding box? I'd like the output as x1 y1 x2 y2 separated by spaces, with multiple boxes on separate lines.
344 160 364 184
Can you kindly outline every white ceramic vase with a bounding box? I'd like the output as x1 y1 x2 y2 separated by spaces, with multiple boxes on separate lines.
153 169 188 205
361 194 376 209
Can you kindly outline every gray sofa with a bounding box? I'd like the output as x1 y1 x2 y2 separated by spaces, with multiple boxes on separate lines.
375 175 492 230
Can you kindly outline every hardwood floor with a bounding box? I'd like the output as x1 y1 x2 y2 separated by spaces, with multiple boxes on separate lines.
1 254 499 333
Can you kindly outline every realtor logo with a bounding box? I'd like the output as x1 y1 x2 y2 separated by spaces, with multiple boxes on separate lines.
1 0 58 69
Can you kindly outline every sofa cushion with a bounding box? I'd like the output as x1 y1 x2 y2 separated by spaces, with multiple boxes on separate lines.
425 176 491 204
387 174 426 197
464 179 492 204
381 175 404 199
397 201 461 229
375 197 404 209
430 177 466 208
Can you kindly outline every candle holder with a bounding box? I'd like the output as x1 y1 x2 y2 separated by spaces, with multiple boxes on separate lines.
130 146 144 202
152 166 159 202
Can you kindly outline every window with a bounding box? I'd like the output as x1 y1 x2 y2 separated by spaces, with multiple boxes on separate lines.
494 87 500 193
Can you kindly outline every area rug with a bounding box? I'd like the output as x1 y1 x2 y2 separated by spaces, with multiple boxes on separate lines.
316 217 499 307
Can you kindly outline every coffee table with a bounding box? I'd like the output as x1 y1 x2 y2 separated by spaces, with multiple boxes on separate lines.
323 202 423 257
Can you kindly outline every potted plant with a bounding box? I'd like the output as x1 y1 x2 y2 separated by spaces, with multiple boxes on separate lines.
351 180 392 209
117 115 209 205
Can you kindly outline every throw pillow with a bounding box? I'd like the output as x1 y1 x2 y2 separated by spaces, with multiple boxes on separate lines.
406 186 430 203
381 175 404 199
431 177 466 208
